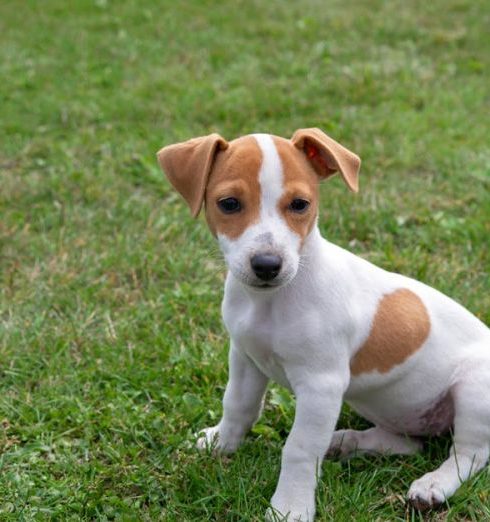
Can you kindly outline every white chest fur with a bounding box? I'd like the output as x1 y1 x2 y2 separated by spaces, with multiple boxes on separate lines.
223 290 292 389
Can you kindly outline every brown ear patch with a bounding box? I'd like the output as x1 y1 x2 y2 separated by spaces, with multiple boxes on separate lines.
350 289 430 376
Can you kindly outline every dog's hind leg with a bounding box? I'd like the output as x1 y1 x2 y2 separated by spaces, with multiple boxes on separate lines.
408 361 490 510
327 426 423 459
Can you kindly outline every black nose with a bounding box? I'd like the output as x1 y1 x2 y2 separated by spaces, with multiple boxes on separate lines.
250 254 282 281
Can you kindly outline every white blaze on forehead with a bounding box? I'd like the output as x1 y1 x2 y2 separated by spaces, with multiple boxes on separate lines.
252 134 284 215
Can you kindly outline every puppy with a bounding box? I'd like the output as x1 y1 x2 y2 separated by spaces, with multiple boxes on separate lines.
157 129 490 521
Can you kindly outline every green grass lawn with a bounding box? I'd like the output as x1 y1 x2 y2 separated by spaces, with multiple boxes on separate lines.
1 0 489 519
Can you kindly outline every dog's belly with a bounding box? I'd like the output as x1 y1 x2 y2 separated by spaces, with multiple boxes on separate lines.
346 392 454 436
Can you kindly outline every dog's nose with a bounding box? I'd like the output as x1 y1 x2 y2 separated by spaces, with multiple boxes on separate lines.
250 254 282 281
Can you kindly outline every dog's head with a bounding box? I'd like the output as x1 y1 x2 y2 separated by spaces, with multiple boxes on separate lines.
157 129 360 290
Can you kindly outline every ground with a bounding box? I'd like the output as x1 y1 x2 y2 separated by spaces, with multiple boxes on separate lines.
0 0 489 519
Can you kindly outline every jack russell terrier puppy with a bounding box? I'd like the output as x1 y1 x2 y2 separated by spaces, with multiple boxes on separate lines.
157 128 490 521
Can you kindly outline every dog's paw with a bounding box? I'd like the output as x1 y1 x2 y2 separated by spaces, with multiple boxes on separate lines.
267 494 315 522
326 429 356 459
407 472 447 511
196 426 220 451
195 425 240 454
266 506 313 522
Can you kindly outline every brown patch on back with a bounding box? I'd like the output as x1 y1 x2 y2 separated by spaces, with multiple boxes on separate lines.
273 137 320 241
205 136 262 240
350 289 431 376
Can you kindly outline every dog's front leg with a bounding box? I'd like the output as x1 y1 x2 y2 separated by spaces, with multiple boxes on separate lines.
197 342 268 454
268 375 345 522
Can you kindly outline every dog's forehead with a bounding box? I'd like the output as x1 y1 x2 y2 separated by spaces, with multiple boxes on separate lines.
272 136 318 188
213 134 314 186
216 135 261 171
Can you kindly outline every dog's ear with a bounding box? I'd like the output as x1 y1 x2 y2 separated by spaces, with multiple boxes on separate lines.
157 134 229 217
291 128 361 192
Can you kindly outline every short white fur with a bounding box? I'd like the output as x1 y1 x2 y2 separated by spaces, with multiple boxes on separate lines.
254 133 284 214
191 134 490 522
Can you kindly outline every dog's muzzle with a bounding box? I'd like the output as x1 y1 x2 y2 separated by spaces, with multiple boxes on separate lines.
250 254 282 282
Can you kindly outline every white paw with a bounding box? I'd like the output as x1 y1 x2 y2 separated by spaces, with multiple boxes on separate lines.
266 506 313 522
196 426 220 451
195 425 240 454
267 495 315 522
407 472 448 511
327 429 356 458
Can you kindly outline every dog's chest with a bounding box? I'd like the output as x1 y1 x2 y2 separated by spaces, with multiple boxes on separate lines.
223 294 293 388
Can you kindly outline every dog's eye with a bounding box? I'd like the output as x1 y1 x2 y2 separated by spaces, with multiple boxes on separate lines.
217 197 241 214
288 198 310 213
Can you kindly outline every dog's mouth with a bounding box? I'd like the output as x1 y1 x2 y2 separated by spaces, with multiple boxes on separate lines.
252 282 274 289
247 280 284 291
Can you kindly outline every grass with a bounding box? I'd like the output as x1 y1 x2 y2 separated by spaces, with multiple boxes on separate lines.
0 0 489 519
